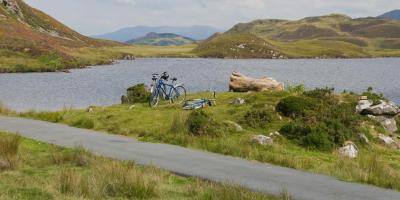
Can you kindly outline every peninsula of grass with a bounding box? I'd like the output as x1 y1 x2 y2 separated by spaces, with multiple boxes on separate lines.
0 132 286 200
3 87 400 191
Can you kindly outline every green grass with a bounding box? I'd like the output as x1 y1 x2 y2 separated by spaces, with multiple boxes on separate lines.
7 90 400 191
0 132 284 200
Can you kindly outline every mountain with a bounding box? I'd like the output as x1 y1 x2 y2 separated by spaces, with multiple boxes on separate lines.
378 10 400 20
0 0 125 72
194 14 400 58
126 32 195 46
93 25 221 42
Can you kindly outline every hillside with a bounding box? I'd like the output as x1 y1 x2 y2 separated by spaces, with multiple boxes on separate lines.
195 14 400 58
378 10 400 20
93 25 221 42
126 32 195 46
0 0 137 73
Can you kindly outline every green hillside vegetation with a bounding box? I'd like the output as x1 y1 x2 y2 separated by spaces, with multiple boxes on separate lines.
0 0 196 73
195 14 400 58
126 32 195 46
0 132 285 200
5 88 400 191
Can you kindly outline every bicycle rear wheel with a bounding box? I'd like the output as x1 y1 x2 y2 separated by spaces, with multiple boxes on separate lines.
171 86 186 104
149 88 160 107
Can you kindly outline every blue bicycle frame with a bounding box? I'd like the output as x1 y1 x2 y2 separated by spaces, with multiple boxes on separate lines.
153 78 175 99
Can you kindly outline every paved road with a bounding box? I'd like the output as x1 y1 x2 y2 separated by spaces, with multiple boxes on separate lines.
1 116 400 200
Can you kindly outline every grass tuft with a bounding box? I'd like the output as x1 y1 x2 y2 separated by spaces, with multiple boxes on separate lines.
0 134 21 170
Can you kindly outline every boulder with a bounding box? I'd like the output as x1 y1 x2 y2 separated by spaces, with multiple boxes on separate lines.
361 100 400 116
251 135 273 145
338 141 358 159
229 71 284 92
378 134 400 149
356 100 373 113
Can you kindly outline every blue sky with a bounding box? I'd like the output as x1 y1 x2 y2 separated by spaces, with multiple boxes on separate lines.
25 0 400 35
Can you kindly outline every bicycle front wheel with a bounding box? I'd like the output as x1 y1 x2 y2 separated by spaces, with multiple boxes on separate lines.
149 89 160 107
171 86 187 104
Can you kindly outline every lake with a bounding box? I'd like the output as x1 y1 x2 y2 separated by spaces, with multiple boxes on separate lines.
0 58 399 111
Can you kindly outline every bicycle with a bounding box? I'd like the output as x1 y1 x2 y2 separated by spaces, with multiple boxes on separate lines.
149 72 186 107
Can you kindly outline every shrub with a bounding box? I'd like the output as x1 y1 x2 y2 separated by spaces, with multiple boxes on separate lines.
0 134 21 170
186 110 220 136
287 84 305 94
69 117 94 129
303 87 334 99
240 108 274 128
121 84 150 104
276 96 319 118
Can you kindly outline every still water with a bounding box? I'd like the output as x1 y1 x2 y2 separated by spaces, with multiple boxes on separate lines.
0 58 399 111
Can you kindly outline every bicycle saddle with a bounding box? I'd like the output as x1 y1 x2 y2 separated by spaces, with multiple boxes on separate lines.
172 77 177 81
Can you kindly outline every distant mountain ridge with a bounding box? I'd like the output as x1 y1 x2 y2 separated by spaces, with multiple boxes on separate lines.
93 25 221 42
378 10 400 20
194 14 400 58
126 32 195 46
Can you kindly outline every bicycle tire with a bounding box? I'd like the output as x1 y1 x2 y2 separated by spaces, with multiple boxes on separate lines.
171 86 187 104
149 88 160 107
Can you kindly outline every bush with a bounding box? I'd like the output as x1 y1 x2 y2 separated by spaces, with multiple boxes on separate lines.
69 117 94 129
276 96 319 118
303 87 334 99
287 84 305 94
240 108 274 128
121 84 150 104
186 110 220 136
0 134 21 170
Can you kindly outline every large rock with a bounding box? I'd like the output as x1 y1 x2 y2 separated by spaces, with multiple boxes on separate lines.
356 100 373 113
338 141 358 159
251 135 273 145
361 100 400 116
229 71 284 92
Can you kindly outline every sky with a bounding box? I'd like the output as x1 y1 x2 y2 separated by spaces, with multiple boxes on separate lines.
24 0 400 36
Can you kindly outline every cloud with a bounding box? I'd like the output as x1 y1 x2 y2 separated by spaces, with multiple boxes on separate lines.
24 0 400 35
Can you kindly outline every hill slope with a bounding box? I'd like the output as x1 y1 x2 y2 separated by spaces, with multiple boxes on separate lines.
0 0 135 73
126 32 195 46
378 10 400 20
93 25 221 42
195 14 400 58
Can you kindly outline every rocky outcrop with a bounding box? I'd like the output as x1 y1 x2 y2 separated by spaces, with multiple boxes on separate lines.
229 71 284 92
378 134 400 149
251 135 273 145
357 99 400 133
1 0 23 18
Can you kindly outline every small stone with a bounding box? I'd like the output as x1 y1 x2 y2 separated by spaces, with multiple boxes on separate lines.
269 131 280 137
231 98 245 105
0 159 9 170
359 96 368 100
358 133 369 144
87 106 95 113
129 105 136 110
224 121 243 132
338 141 358 159
378 134 400 149
251 135 273 145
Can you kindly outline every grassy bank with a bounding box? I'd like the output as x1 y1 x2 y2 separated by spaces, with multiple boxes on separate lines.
6 88 400 191
0 44 197 73
0 132 286 200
